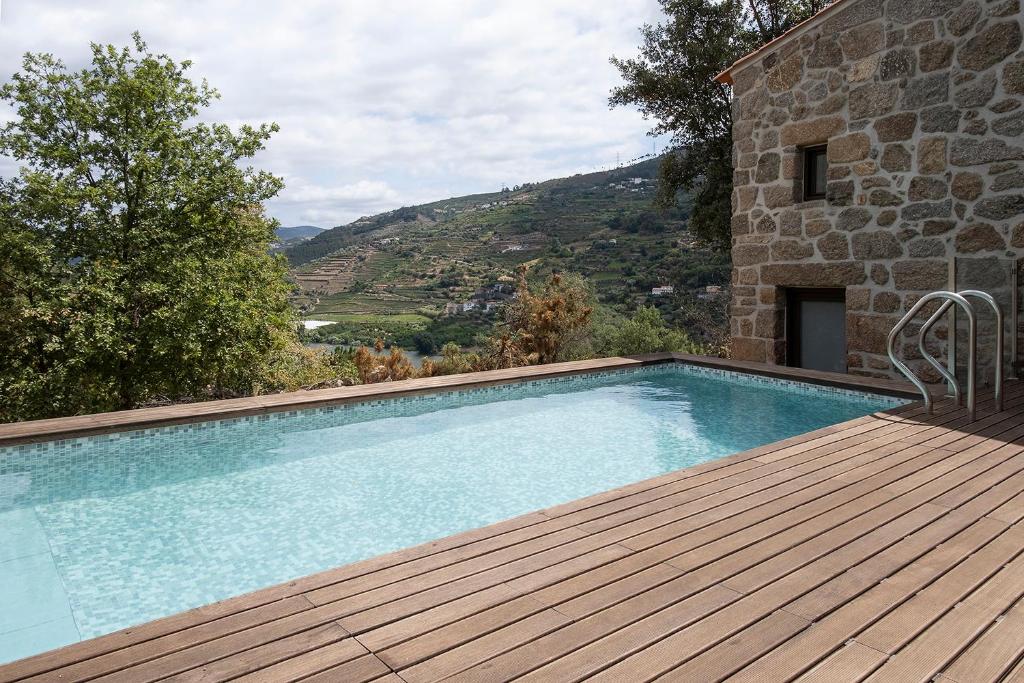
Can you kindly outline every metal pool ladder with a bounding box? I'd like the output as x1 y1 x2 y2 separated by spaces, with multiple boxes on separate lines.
886 289 1004 421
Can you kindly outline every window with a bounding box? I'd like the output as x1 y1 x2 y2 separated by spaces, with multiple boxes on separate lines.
787 288 847 374
802 145 828 200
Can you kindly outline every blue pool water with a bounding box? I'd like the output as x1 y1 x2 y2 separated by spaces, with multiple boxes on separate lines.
0 365 904 663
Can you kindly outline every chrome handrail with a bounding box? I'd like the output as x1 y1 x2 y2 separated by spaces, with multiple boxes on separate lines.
887 291 977 420
959 289 1004 412
918 299 961 406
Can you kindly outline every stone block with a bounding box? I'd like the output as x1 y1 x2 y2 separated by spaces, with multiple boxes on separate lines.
907 21 936 44
992 112 1024 138
836 207 873 231
870 189 904 206
892 259 948 290
766 54 803 92
993 171 1024 191
954 73 997 108
919 41 954 72
852 231 904 259
1005 59 1024 95
849 82 898 119
733 243 770 266
780 116 845 146
951 172 984 201
755 152 781 183
923 219 956 235
847 313 898 354
808 36 843 68
958 21 1022 72
827 133 871 163
731 336 768 363
760 262 867 286
873 292 902 313
880 48 917 81
920 105 960 132
955 223 1007 252
908 176 948 201
950 138 1024 165
881 144 912 171
840 22 884 59
901 74 949 110
849 55 880 82
764 185 797 208
901 199 953 221
873 112 917 142
818 232 851 260
917 137 947 174
755 215 777 233
827 180 855 205
907 238 946 257
974 195 1024 220
774 210 800 237
948 0 982 36
770 239 814 260
871 263 891 284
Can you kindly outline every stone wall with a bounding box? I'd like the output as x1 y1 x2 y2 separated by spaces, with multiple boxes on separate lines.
728 0 1024 381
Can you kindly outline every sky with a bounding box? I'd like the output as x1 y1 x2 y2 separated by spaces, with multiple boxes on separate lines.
0 1 669 228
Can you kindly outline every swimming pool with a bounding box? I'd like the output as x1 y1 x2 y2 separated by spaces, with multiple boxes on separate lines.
0 363 906 664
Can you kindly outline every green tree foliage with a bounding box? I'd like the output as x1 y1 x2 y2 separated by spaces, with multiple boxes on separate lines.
0 35 296 420
599 306 701 356
610 0 830 249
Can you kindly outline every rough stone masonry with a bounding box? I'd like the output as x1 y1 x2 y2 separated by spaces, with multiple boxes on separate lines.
724 0 1024 382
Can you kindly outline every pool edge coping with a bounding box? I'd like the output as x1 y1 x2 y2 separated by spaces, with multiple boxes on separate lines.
0 353 927 447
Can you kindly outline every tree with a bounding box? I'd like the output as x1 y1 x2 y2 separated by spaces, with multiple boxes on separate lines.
610 0 830 249
602 306 700 356
0 34 294 420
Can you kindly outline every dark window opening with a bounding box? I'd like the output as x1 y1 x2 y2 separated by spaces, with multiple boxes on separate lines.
802 145 828 201
787 287 847 374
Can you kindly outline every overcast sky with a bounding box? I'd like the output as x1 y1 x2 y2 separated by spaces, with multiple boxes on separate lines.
0 1 668 227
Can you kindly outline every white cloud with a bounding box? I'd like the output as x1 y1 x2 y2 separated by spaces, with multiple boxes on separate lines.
0 0 668 226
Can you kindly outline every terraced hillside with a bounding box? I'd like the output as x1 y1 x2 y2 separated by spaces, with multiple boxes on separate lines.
287 157 730 347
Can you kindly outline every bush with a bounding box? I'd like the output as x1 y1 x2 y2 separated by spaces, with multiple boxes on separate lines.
599 306 702 356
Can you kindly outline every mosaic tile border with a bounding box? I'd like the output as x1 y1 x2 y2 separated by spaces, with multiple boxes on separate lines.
674 364 911 407
1 363 909 457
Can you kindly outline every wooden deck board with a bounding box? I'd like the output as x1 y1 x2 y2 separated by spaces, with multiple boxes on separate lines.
2 371 1023 683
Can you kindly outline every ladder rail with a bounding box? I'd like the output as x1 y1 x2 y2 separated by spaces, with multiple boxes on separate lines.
918 299 960 406
959 289 1004 413
887 291 977 420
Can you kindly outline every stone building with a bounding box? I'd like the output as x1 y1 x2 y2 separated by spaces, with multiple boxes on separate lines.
716 0 1023 382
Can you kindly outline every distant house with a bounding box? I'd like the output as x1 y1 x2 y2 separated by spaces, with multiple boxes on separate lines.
716 0 1024 379
443 302 460 316
651 286 675 296
698 285 724 300
484 300 500 313
462 301 478 312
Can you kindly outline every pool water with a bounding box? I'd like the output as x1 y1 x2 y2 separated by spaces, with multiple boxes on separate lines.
0 365 904 663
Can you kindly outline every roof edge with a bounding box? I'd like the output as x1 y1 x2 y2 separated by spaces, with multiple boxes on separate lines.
714 0 852 85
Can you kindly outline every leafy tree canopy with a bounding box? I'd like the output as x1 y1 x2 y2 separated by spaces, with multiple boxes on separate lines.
0 34 296 420
610 0 831 249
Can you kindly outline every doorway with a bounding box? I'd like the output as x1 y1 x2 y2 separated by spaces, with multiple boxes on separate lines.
787 288 847 373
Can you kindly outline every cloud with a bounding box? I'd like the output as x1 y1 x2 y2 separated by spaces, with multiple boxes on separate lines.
0 0 668 226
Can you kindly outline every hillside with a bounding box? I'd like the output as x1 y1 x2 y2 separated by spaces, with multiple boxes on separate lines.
287 157 730 350
275 225 324 242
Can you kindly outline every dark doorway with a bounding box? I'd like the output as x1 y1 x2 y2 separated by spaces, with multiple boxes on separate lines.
787 288 847 373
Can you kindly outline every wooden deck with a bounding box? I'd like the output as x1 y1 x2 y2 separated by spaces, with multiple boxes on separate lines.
4 374 1024 681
